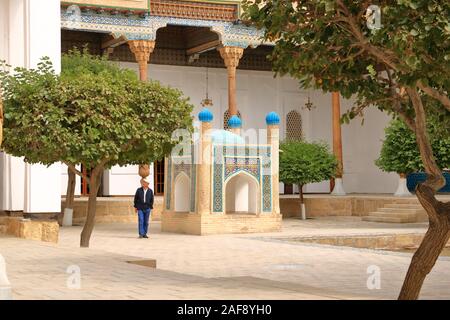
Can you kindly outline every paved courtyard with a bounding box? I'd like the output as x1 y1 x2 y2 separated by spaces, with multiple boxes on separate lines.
1 217 450 300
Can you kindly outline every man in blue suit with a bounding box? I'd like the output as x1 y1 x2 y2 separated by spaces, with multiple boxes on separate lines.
134 178 154 239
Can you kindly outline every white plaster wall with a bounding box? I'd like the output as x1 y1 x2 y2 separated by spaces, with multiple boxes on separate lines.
60 164 81 196
225 174 258 214
0 0 62 213
0 0 26 212
174 173 190 212
339 101 398 193
108 60 397 195
234 176 250 212
24 0 62 213
0 0 9 60
102 164 154 196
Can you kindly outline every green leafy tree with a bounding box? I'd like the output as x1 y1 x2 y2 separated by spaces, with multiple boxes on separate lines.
243 0 450 299
280 140 337 216
0 52 193 248
376 118 450 176
376 119 423 175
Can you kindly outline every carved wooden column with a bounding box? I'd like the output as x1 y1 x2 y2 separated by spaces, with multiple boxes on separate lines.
128 40 156 83
331 92 346 195
219 46 244 116
128 40 156 179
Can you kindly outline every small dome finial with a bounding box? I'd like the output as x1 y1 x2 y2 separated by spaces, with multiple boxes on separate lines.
266 112 280 125
228 115 242 128
199 108 213 122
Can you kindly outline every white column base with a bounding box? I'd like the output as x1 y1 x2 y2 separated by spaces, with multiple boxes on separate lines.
62 208 73 227
331 178 346 196
0 256 12 300
394 177 412 197
300 203 306 220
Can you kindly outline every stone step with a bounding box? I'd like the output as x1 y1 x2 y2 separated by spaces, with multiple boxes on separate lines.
378 207 425 214
362 215 417 223
367 211 417 219
383 204 423 209
385 199 419 204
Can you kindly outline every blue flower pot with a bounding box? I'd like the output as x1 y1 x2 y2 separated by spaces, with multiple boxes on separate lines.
407 172 450 193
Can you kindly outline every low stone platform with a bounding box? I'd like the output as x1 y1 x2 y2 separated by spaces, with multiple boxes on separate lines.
1 216 59 243
162 212 282 235
61 196 164 224
279 233 450 250
280 194 450 219
61 194 449 225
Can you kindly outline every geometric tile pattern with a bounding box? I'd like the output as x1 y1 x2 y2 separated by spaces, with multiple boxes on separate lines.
61 10 270 48
212 145 272 213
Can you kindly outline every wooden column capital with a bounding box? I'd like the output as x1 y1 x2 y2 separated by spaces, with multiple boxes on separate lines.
128 40 155 64
218 46 244 69
128 40 156 81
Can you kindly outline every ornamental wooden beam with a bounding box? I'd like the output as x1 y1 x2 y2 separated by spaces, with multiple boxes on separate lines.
186 39 221 56
101 35 127 50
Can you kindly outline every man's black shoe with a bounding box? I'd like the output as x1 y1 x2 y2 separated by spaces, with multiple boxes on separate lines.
143 235 149 238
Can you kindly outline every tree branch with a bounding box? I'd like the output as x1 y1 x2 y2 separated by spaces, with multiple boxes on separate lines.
385 67 416 131
334 0 406 72
417 82 450 112
406 87 446 191
65 162 90 185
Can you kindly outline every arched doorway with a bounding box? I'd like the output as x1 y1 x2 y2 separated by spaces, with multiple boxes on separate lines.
174 173 190 212
225 172 259 214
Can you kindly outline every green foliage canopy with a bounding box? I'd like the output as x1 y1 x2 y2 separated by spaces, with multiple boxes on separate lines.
375 119 423 174
279 140 337 186
0 51 194 170
242 0 450 123
376 118 450 174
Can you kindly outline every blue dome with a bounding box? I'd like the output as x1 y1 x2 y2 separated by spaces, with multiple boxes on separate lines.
199 108 213 122
210 129 245 145
228 115 242 128
266 112 280 125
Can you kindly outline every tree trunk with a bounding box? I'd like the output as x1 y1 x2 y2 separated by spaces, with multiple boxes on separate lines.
398 185 450 299
398 88 450 299
62 167 76 226
299 184 306 220
299 184 304 204
65 168 76 209
80 167 102 248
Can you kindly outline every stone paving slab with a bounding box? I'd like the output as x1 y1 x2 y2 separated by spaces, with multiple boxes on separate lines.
1 217 450 299
0 235 347 300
